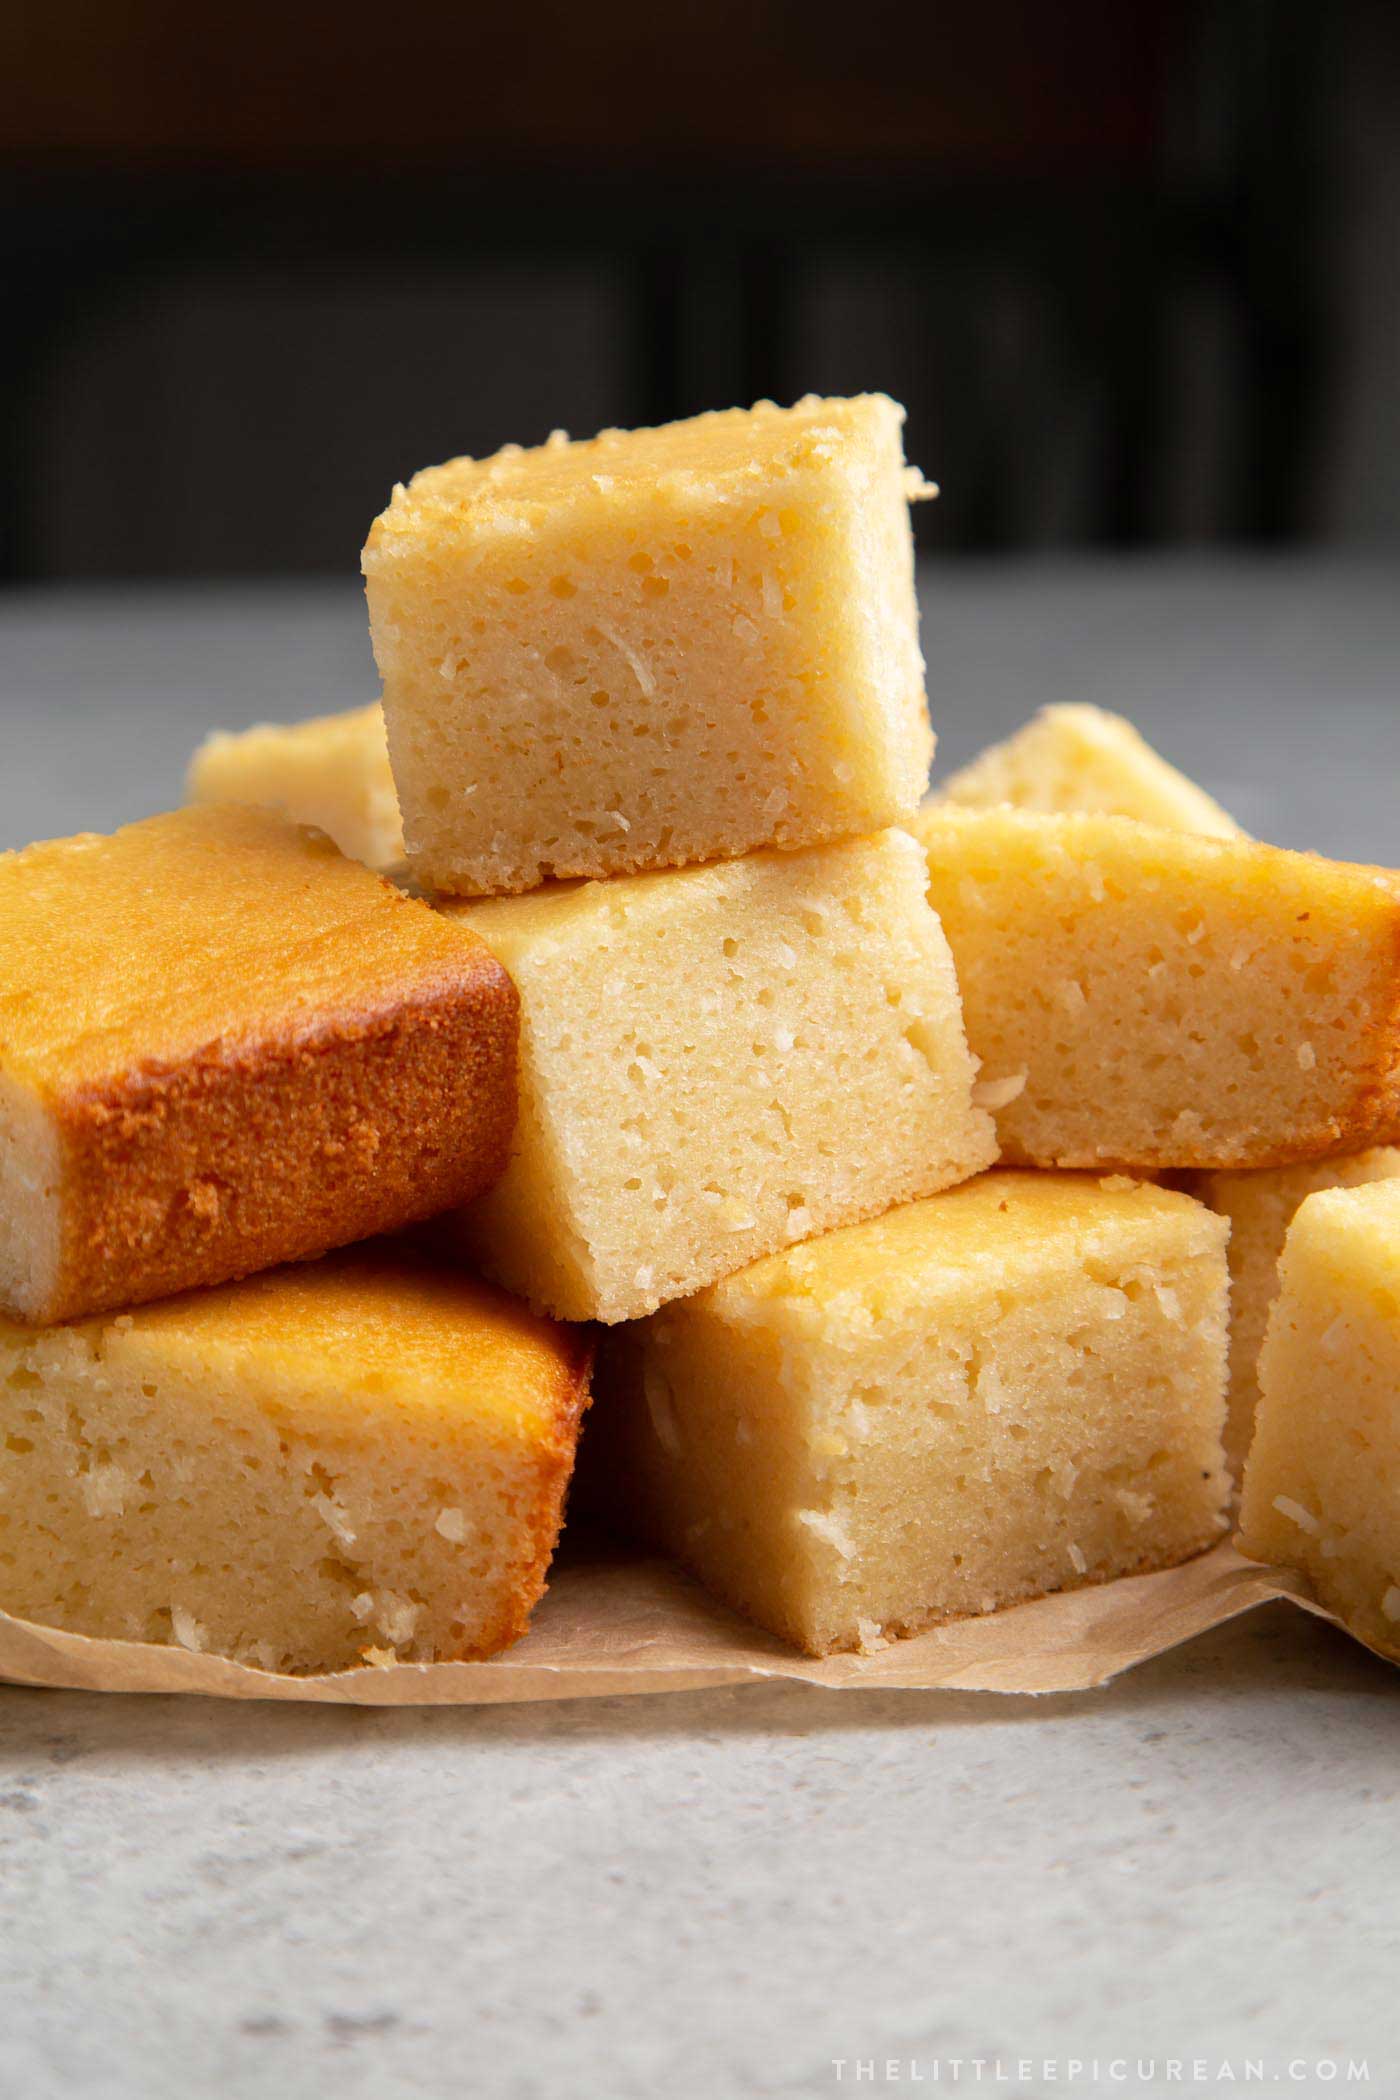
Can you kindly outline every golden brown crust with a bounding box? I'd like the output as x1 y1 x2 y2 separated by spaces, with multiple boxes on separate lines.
34 955 520 1325
448 1333 594 1661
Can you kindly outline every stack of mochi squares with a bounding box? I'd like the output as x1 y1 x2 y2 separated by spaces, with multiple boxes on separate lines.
174 401 1400 1668
172 389 1324 1675
933 703 1400 1663
0 801 596 1672
10 396 1400 1681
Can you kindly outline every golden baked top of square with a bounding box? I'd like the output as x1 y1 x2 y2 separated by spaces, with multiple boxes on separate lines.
367 394 914 540
709 1169 1223 1327
5 1240 590 1445
0 803 492 1096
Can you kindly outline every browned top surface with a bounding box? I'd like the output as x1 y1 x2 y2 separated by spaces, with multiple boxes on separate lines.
0 804 500 1099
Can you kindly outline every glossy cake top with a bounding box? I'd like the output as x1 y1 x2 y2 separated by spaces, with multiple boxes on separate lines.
0 804 495 1095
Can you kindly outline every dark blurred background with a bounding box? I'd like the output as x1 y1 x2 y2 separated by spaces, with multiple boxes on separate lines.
5 0 1398 581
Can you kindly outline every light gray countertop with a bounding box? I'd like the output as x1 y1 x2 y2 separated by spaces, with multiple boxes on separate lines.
1 562 1397 2100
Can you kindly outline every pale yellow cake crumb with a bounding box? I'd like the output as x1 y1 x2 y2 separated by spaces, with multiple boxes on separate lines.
438 827 995 1322
364 395 932 895
1191 1150 1400 1479
913 805 1400 1171
591 1171 1230 1656
1238 1179 1400 1661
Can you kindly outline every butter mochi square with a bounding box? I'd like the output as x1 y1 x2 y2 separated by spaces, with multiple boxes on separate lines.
439 827 995 1323
913 805 1400 1172
0 1245 591 1672
363 394 932 896
0 805 517 1324
187 704 403 869
1239 1178 1400 1662
1191 1150 1400 1480
936 703 1243 838
592 1172 1230 1656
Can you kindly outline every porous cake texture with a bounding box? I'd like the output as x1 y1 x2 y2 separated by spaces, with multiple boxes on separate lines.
439 827 996 1323
187 704 404 870
1238 1179 1400 1663
936 703 1243 838
914 805 1400 1172
363 395 933 896
1191 1150 1400 1480
0 805 518 1325
0 1245 591 1672
592 1172 1231 1656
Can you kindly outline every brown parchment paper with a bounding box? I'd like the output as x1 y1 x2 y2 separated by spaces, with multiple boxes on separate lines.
0 1537 1346 1705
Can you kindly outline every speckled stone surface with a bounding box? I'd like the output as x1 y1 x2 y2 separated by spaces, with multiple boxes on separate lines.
1 567 1398 2100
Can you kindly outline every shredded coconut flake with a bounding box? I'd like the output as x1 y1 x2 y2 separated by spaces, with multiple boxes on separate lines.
1068 1542 1088 1575
973 1071 1027 1111
435 1508 471 1544
1115 1487 1155 1527
311 1493 357 1548
644 1367 682 1457
376 1593 420 1647
1319 1316 1349 1358
795 1507 856 1560
1273 1495 1320 1535
845 1397 876 1441
595 619 655 696
171 1606 207 1654
855 1617 889 1654
1383 1587 1400 1623
81 1464 131 1519
1296 1041 1317 1072
975 1361 1007 1415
